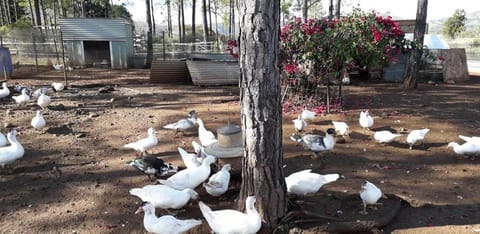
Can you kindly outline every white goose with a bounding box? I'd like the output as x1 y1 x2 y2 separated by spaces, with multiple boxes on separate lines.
197 118 218 147
285 169 340 196
12 88 30 105
32 87 52 98
360 181 382 215
163 110 197 135
51 82 65 92
158 155 216 190
0 131 6 147
293 115 307 133
374 130 401 143
31 111 46 129
406 128 430 150
199 196 261 234
332 121 350 137
0 129 25 168
0 82 10 99
203 164 231 197
135 202 202 234
301 108 316 121
37 92 51 109
130 184 198 210
447 142 480 155
459 135 480 145
178 147 201 169
359 110 374 130
123 127 158 155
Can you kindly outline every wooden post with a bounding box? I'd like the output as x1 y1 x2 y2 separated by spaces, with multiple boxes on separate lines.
162 31 165 60
32 33 39 72
60 30 68 87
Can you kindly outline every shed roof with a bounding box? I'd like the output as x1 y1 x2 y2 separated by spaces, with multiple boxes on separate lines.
59 18 131 41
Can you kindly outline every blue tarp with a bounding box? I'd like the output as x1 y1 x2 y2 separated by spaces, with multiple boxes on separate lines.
0 47 13 78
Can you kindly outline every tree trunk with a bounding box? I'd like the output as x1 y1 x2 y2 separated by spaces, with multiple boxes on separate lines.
335 0 340 18
34 0 42 26
202 0 208 41
5 0 12 24
213 0 218 43
28 0 35 26
208 0 212 36
328 0 333 20
145 0 154 68
238 0 287 233
302 0 308 22
403 0 428 89
13 0 18 22
0 0 5 25
167 0 172 37
177 1 182 42
181 0 185 42
41 0 49 38
192 0 196 42
228 0 232 38
150 0 156 35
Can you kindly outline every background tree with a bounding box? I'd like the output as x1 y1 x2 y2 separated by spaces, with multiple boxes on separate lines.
192 0 196 42
145 0 154 68
403 0 428 89
202 0 208 41
443 9 467 39
238 0 287 232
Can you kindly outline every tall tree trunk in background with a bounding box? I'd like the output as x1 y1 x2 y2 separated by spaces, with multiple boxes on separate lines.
145 0 153 68
181 0 185 41
0 0 5 26
404 0 428 89
167 0 172 37
231 0 235 36
335 0 341 18
6 0 12 24
192 0 196 42
34 0 42 26
41 0 49 38
150 0 156 35
238 0 287 232
213 0 218 43
177 2 182 42
228 0 232 38
208 0 212 36
14 0 19 22
201 0 208 41
60 0 66 17
28 0 35 26
302 0 308 22
328 0 333 20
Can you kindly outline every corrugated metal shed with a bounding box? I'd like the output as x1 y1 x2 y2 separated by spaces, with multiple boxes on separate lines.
150 60 191 83
59 18 134 69
187 61 240 86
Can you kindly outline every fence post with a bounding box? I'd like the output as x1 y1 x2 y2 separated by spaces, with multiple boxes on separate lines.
32 34 39 72
60 30 68 87
162 31 165 60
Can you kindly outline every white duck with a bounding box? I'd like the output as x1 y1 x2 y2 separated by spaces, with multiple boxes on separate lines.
31 111 46 129
290 128 336 158
301 108 316 121
158 155 216 190
163 110 197 135
203 164 231 197
406 128 430 150
360 181 382 215
293 115 307 133
332 121 350 137
37 92 51 109
135 202 202 234
199 196 261 234
447 142 480 155
0 131 6 147
178 147 201 169
12 88 30 105
459 135 480 145
197 118 218 147
0 82 10 99
359 110 374 130
130 184 199 210
285 169 340 196
51 82 65 92
374 130 401 143
123 127 158 155
32 87 52 98
0 129 25 168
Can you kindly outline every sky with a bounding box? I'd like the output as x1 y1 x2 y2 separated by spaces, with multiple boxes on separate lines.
117 0 480 23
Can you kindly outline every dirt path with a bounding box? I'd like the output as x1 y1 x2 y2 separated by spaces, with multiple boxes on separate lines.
1 67 480 233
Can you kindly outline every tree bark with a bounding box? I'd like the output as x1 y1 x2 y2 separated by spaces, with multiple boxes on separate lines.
228 0 232 38
181 0 185 41
145 0 154 68
150 0 156 35
403 0 428 89
201 0 208 41
177 1 182 42
5 0 12 24
208 0 212 36
28 0 35 26
33 0 41 25
0 0 6 25
238 0 287 232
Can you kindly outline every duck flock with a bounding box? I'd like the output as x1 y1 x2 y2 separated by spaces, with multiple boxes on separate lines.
1 81 480 234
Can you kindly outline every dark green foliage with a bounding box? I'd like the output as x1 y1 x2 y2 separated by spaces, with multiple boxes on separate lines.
443 9 467 39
